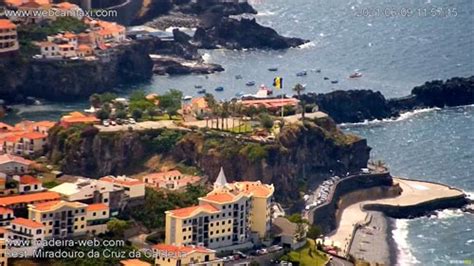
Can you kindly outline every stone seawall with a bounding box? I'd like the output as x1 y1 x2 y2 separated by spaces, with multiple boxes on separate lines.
308 172 393 233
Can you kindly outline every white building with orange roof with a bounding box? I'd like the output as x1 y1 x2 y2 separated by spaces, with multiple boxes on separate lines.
8 217 45 256
0 131 47 156
165 168 274 250
153 244 220 266
13 175 44 194
0 154 32 174
85 203 109 235
0 207 14 226
143 170 202 191
99 175 145 200
120 259 151 266
59 111 100 128
0 228 8 266
37 41 60 58
57 43 77 58
0 191 61 211
54 1 84 20
0 19 19 55
77 44 93 57
14 120 56 135
28 200 87 238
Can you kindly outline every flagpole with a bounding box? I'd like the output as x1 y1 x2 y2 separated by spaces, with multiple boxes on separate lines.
281 84 284 119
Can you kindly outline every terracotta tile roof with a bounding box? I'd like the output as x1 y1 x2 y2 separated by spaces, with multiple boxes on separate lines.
201 192 238 203
33 121 56 128
87 203 108 212
153 244 214 255
20 132 47 140
32 200 85 212
144 170 182 181
120 259 151 266
168 204 219 218
77 44 92 51
191 97 208 109
100 176 143 186
0 192 60 207
0 122 14 131
19 175 41 185
56 2 78 10
0 154 33 166
12 217 44 229
61 112 99 124
0 207 13 215
19 1 42 8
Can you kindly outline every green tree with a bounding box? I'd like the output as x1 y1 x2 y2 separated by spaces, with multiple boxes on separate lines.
107 218 130 237
89 93 101 108
293 83 306 119
99 92 118 104
307 225 322 245
259 113 274 130
95 109 110 120
130 89 147 102
132 109 143 120
116 110 128 119
159 89 183 119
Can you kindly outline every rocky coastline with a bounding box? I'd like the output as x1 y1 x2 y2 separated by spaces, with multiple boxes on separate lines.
300 76 474 123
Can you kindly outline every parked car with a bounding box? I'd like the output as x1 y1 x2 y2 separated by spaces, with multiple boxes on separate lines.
110 120 116 126
129 118 137 124
102 120 110 127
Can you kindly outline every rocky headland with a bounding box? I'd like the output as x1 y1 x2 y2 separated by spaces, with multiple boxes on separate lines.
299 76 474 123
46 116 369 205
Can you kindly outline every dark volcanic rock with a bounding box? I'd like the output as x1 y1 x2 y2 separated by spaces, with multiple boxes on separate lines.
193 18 308 50
0 41 153 102
300 90 396 123
301 76 474 123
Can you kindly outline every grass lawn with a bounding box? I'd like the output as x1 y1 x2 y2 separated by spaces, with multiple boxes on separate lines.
227 123 253 133
284 239 329 266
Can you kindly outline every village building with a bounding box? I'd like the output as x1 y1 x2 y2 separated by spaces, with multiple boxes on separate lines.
0 131 47 156
153 244 221 266
28 200 88 238
8 217 45 257
99 176 145 202
0 154 32 175
143 170 202 191
0 228 8 266
120 259 151 266
0 207 14 227
0 192 61 214
59 111 100 128
85 203 109 235
13 175 44 194
0 19 19 55
271 216 307 250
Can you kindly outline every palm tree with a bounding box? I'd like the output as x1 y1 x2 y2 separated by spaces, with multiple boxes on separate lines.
293 83 306 119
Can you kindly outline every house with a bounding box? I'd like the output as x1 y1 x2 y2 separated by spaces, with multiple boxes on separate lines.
54 2 84 20
77 44 93 57
60 112 100 128
0 154 32 174
153 244 221 266
271 217 307 250
0 132 47 156
49 177 126 212
0 19 19 55
28 200 88 238
85 203 109 235
8 217 45 257
165 168 274 250
58 44 77 58
99 176 145 201
184 97 210 116
240 98 299 111
14 120 56 134
0 207 14 227
0 228 8 266
120 259 151 266
0 192 61 212
13 175 44 194
143 170 202 191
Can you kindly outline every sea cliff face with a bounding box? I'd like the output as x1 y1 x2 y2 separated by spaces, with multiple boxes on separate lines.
300 76 474 123
46 117 370 204
0 41 153 102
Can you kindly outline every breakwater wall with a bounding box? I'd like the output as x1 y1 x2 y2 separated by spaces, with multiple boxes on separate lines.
308 172 393 233
363 178 469 218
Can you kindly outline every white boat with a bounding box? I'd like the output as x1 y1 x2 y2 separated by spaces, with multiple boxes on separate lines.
183 95 193 101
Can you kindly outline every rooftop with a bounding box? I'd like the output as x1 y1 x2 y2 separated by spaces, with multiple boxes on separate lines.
0 154 33 166
31 200 86 212
167 204 219 218
12 217 44 229
100 176 143 186
87 203 108 212
19 175 41 185
153 244 215 255
0 192 60 207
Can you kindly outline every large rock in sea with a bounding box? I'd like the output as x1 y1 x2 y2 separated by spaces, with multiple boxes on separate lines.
193 17 308 50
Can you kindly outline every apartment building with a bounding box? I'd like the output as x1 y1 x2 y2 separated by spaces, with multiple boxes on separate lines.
49 177 125 212
153 244 221 266
85 203 110 235
0 132 47 156
0 192 61 212
99 176 145 201
28 200 88 239
8 217 45 257
165 168 274 250
0 207 14 227
0 228 7 266
0 19 19 55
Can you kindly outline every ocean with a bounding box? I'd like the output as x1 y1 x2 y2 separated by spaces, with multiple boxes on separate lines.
2 0 473 264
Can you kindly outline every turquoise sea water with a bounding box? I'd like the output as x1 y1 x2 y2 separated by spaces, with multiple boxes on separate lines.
2 0 473 264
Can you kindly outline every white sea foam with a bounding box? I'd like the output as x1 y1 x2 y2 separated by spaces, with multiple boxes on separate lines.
464 191 474 200
256 10 276 17
435 209 464 219
340 107 440 127
202 52 212 63
298 41 316 49
392 219 420 266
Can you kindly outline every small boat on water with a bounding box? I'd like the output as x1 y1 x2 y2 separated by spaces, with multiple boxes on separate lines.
246 81 256 86
323 77 329 80
296 71 307 77
183 95 193 101
194 85 203 89
197 89 206 94
268 67 278 72
215 86 224 92
349 72 363 78
235 75 243 80
331 80 339 84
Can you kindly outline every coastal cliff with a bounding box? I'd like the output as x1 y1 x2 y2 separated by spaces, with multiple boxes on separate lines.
0 41 153 102
46 117 370 204
300 76 474 123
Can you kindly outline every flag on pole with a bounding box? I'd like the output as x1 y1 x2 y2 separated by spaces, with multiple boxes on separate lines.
273 77 283 89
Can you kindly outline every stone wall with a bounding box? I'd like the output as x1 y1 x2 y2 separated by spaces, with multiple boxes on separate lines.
308 172 393 233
